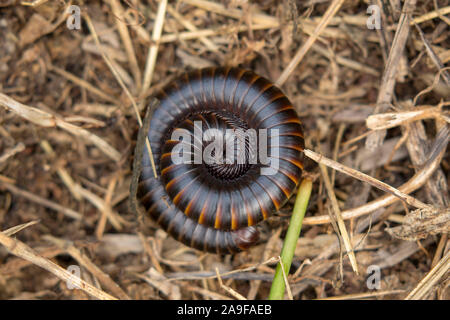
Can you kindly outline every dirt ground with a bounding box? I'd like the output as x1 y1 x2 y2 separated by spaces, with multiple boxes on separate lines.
0 0 449 300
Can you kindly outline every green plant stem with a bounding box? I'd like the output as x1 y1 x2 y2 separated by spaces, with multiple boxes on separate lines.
268 178 313 300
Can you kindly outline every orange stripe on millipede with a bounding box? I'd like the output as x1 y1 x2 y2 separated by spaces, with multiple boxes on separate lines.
270 131 304 139
166 168 198 193
197 194 209 225
164 139 194 150
248 183 268 220
161 152 173 160
286 157 304 170
239 188 253 226
172 177 199 205
161 163 179 176
265 175 290 199
214 194 222 229
231 205 238 230
277 167 299 185
253 104 295 126
184 186 203 217
271 156 304 170
255 179 280 210
266 118 302 128
273 144 304 152
248 93 286 122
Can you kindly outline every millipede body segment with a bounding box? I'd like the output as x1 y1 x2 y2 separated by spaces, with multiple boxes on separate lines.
137 67 304 254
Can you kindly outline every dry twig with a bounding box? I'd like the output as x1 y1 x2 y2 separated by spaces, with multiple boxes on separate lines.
365 0 417 150
0 230 117 300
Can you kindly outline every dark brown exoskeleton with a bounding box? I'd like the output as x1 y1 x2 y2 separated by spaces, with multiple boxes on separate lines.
133 67 304 254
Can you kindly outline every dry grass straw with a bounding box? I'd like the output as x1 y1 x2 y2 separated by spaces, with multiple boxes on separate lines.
276 256 293 300
0 0 448 300
0 143 25 165
166 4 219 53
141 0 167 97
159 22 279 43
276 0 345 86
20 0 48 6
108 0 142 92
1 182 83 220
319 162 359 274
303 124 449 225
405 250 450 300
320 289 405 300
83 9 158 179
0 223 117 300
366 103 450 130
40 138 125 230
0 93 121 162
133 268 181 300
365 0 417 150
166 257 279 281
410 5 450 25
40 140 82 201
49 65 119 104
44 235 131 299
183 0 279 26
307 149 431 210
215 267 247 300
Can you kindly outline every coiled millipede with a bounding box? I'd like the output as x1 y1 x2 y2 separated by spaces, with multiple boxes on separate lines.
135 67 304 254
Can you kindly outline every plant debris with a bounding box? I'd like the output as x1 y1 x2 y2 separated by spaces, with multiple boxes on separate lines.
0 0 448 300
